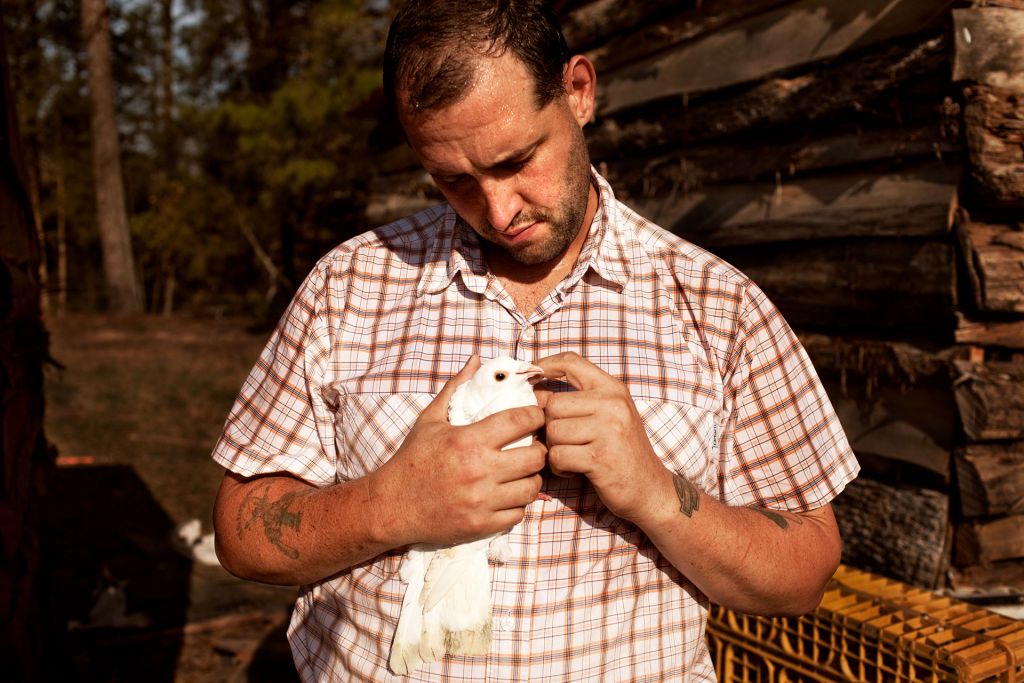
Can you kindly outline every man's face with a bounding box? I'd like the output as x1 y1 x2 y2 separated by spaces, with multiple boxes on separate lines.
400 52 594 267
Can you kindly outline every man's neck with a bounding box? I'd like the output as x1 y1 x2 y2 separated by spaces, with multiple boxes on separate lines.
485 183 599 315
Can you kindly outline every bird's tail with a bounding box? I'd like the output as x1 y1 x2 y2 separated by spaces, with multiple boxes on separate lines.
389 548 430 675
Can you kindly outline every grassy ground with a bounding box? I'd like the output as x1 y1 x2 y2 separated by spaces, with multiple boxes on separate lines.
43 313 299 682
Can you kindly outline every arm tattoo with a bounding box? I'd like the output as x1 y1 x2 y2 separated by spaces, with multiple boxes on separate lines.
237 482 306 560
749 506 792 530
672 474 701 518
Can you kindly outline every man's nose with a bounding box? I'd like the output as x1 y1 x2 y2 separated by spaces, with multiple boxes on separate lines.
479 178 524 231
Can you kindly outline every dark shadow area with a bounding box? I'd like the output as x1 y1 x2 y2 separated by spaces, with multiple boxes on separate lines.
248 618 300 683
41 464 190 682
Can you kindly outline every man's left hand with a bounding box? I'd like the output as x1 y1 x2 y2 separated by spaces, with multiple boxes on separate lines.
535 352 670 524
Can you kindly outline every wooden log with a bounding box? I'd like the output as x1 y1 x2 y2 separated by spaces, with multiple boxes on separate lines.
560 0 683 52
720 240 956 331
956 515 1024 565
956 218 1024 313
953 7 1024 93
587 34 949 155
582 0 793 73
950 558 1024 594
828 384 955 481
954 360 1024 442
955 315 1024 349
832 476 950 589
597 0 954 116
963 86 1024 206
602 122 959 196
957 443 1024 518
628 161 958 248
799 333 956 386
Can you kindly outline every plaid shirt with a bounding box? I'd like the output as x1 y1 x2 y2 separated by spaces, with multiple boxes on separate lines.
212 170 859 682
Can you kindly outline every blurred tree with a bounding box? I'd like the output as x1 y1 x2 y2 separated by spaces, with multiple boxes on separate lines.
81 0 142 313
3 0 386 318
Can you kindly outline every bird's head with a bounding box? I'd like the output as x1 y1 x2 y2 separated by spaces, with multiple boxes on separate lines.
472 356 545 392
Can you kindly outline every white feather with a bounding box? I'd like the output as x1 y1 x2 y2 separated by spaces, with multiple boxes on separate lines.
388 356 542 674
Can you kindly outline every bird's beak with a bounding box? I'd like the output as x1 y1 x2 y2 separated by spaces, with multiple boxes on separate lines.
517 364 546 384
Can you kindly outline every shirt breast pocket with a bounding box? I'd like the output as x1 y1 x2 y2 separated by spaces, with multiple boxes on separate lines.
333 392 435 481
634 398 719 494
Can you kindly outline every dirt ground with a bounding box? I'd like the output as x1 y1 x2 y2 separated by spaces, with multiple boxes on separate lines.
42 313 301 682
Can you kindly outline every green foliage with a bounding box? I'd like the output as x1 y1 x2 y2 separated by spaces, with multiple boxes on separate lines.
3 0 388 315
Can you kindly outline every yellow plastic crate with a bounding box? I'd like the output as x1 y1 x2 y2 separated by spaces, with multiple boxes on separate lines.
707 565 1024 683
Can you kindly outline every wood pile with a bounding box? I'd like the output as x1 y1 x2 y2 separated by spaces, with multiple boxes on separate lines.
367 0 1024 596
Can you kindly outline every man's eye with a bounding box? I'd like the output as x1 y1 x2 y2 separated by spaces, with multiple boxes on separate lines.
494 372 507 381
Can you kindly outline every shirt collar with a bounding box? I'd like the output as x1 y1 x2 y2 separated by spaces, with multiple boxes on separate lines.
416 167 635 298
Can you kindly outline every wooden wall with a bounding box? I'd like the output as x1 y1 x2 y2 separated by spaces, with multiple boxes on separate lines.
368 0 1024 596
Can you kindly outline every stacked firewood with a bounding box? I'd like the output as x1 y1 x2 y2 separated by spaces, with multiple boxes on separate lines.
367 0 1024 596
948 2 1024 596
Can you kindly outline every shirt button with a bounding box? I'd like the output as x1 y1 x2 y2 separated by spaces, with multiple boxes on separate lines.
521 326 535 341
498 615 516 631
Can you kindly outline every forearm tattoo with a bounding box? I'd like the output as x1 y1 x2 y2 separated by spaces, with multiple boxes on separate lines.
672 474 701 518
749 506 795 530
237 482 305 560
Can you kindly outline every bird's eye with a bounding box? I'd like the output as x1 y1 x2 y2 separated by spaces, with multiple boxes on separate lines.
494 372 507 381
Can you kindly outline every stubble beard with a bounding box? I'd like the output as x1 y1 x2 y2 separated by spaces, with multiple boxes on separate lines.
482 125 592 266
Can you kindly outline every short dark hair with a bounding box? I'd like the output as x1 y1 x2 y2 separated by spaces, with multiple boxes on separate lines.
383 0 570 115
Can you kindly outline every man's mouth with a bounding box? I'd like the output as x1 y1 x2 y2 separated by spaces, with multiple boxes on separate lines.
502 222 539 243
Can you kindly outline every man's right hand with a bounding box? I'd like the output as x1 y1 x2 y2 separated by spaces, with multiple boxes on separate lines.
369 355 548 548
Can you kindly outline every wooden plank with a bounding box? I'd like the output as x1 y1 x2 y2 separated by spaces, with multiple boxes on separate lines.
953 7 1024 92
955 315 1024 349
829 384 955 481
724 240 956 330
602 122 959 195
587 34 948 154
832 476 950 589
956 515 1024 565
963 85 1024 206
956 219 1024 313
597 0 954 116
628 161 958 248
582 0 793 73
957 443 1024 518
954 360 1024 442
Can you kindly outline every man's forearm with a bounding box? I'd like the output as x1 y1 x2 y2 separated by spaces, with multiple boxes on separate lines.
212 471 400 585
636 468 842 616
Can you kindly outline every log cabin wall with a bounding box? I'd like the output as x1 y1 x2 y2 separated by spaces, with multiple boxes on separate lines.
368 0 1024 597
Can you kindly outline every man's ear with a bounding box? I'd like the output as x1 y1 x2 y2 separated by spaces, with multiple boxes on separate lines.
564 55 597 126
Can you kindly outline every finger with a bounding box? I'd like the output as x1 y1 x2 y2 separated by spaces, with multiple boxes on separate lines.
422 355 481 421
491 474 544 510
543 391 599 420
547 443 592 477
467 405 545 452
491 441 547 483
534 352 614 392
544 415 595 447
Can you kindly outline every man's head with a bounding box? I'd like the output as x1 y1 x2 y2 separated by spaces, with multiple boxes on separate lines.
383 1 598 269
383 0 569 116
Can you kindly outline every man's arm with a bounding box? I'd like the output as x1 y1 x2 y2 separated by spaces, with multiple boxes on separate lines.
535 352 841 617
213 356 548 586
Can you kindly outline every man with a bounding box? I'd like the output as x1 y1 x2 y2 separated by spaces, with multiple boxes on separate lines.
211 1 860 680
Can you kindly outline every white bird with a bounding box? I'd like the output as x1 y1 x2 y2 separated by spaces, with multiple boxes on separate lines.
389 356 543 675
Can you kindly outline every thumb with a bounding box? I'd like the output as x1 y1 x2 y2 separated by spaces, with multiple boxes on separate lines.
421 355 480 421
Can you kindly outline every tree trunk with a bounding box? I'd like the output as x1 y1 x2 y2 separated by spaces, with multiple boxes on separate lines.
81 0 142 313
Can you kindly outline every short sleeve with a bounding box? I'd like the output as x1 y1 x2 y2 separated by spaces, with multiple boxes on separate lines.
210 260 340 487
717 282 859 511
